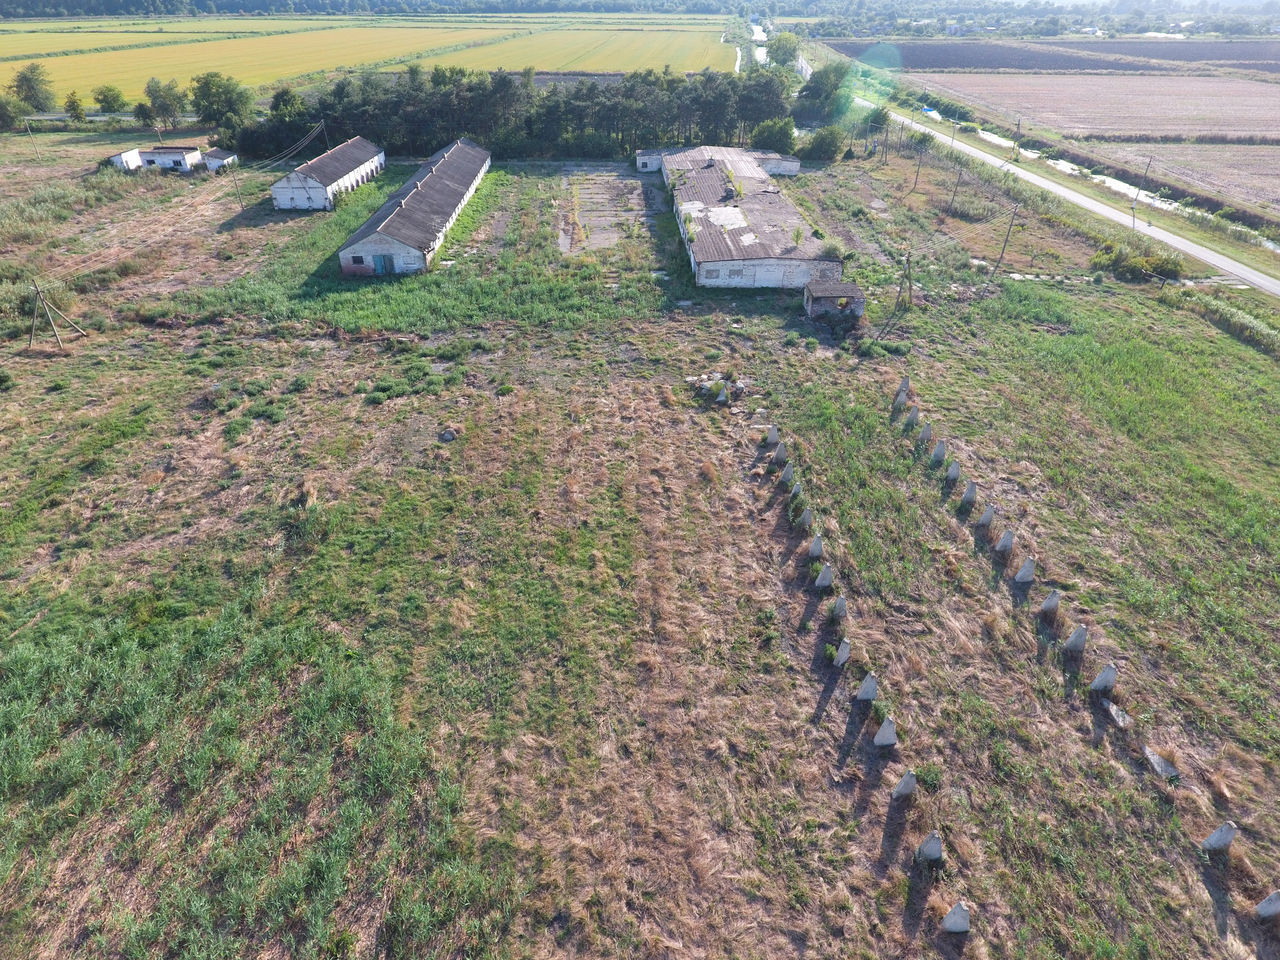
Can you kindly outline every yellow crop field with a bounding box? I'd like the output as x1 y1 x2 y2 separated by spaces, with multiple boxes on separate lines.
413 27 736 73
8 16 344 32
0 26 514 99
0 30 223 56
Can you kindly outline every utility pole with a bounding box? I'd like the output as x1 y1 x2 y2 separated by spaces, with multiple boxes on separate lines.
911 146 925 193
946 167 963 216
993 204 1020 275
322 118 331 151
28 282 86 351
1132 156 1153 230
154 125 164 145
229 161 245 211
24 120 42 160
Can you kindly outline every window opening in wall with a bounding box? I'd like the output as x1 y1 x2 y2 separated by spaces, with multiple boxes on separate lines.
704 268 720 279
351 255 364 265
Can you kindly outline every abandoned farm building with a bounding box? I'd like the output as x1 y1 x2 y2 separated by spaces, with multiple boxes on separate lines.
338 138 490 276
640 146 841 289
804 280 866 320
203 148 238 172
271 136 385 211
109 145 204 172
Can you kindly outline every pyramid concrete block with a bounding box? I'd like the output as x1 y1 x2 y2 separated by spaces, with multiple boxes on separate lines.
941 902 970 934
873 716 897 748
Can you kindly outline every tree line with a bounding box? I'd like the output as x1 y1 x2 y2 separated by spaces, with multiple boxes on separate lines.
3 53 854 163
239 61 850 162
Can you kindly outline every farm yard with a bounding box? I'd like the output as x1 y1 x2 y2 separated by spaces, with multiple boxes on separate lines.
903 73 1280 138
2 115 1280 960
0 14 737 100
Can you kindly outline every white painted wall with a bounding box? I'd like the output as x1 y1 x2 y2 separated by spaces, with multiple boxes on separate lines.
138 148 202 172
696 257 839 289
339 234 426 276
109 149 141 170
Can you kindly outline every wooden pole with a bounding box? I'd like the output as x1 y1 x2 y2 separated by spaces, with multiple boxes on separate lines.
29 285 40 348
41 295 65 350
24 120 42 161
44 296 87 336
993 204 1020 275
946 168 962 216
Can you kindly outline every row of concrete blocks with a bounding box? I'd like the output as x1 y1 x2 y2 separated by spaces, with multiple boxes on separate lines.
893 377 1280 926
894 379 1133 708
771 417 973 935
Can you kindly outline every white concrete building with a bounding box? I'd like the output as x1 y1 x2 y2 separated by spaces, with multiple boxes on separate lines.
204 148 238 172
641 145 841 289
636 146 799 176
108 148 142 171
271 136 384 211
338 138 490 276
138 146 203 172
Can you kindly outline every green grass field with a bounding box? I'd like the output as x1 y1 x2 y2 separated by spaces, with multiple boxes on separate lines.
1 14 736 101
0 125 1277 959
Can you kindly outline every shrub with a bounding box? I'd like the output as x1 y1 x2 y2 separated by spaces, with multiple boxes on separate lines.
0 370 13 392
750 116 796 156
804 126 845 163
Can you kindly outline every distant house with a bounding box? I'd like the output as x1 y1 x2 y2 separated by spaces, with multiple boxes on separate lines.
204 148 238 172
139 146 203 172
338 138 490 276
271 136 384 211
804 280 866 321
641 145 841 289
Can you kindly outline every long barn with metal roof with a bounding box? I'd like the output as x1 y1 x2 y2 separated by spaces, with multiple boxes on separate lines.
271 136 385 211
338 138 491 276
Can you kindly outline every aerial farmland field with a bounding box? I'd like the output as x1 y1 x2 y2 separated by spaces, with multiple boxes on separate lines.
0 29 227 57
0 25 518 99
905 72 1280 138
407 26 736 73
0 15 735 98
826 39 1170 72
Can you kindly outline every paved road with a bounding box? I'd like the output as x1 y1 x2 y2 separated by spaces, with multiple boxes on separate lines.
877 104 1280 299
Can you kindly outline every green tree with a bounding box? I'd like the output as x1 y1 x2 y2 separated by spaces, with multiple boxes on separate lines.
804 125 844 162
133 100 156 127
64 90 85 123
0 95 29 130
765 31 801 67
144 77 187 129
190 71 253 129
269 86 305 122
750 116 795 154
7 62 55 113
92 84 127 114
